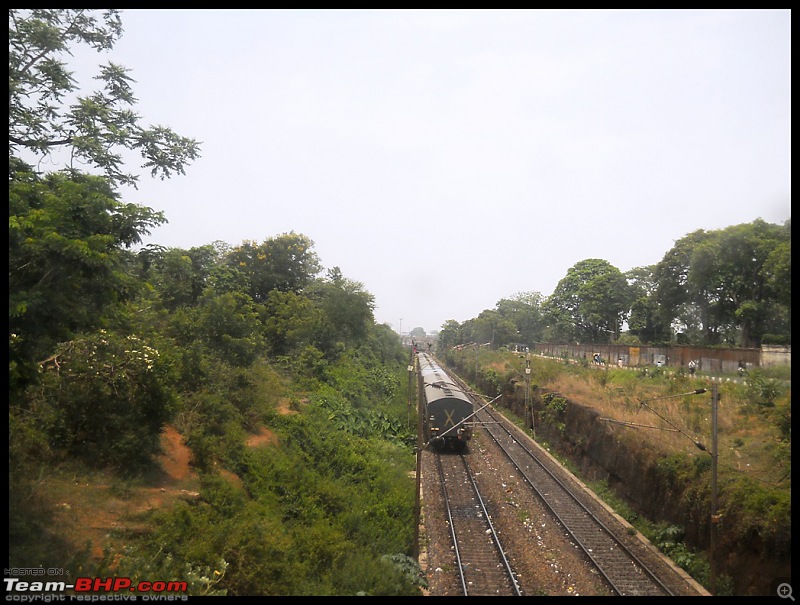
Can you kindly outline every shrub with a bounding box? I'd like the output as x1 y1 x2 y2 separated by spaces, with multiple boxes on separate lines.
32 331 176 472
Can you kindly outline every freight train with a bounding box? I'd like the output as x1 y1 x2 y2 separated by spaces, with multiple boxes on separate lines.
418 352 474 451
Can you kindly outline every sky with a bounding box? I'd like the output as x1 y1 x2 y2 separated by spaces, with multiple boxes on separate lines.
60 9 791 334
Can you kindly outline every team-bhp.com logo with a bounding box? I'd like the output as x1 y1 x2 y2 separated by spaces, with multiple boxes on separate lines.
5 575 188 601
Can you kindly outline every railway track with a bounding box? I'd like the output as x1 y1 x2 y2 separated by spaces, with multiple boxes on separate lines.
424 363 708 597
434 450 521 596
475 403 674 596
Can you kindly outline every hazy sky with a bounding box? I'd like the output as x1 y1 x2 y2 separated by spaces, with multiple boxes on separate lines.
63 9 791 334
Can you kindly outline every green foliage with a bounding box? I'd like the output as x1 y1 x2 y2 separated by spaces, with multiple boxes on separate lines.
125 476 305 596
150 412 418 594
100 546 229 596
471 309 517 347
721 474 791 559
540 393 567 432
145 245 222 311
654 453 694 486
23 331 175 472
544 258 630 343
648 523 716 586
307 268 376 356
225 233 322 302
172 359 285 469
494 291 547 346
543 393 568 415
277 344 328 387
9 10 420 595
9 170 167 390
479 367 503 396
10 9 200 188
345 553 425 596
653 220 790 347
169 291 266 367
744 369 783 409
261 289 319 356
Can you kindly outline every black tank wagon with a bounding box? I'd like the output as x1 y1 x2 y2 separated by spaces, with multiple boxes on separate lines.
418 352 474 451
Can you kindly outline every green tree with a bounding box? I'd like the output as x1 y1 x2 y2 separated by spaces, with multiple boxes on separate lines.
146 245 222 311
654 220 790 346
625 265 671 344
653 230 712 344
9 170 166 389
225 233 322 303
495 291 546 345
472 310 517 349
182 290 266 367
437 319 464 351
364 322 408 366
544 259 630 344
308 268 375 356
711 219 790 347
764 233 791 309
9 9 200 188
261 289 320 357
760 234 791 343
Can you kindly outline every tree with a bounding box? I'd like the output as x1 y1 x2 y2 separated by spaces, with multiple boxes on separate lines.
710 219 790 347
171 290 266 367
472 310 517 349
653 230 712 344
9 9 201 187
225 233 322 303
28 330 176 471
625 265 671 344
437 320 464 351
307 268 375 356
409 327 426 339
9 9 202 390
764 232 791 309
495 291 546 345
261 289 320 357
9 169 166 389
146 245 222 311
653 220 790 346
760 233 791 343
544 259 630 344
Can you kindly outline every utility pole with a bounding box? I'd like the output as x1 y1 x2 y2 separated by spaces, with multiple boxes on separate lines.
407 361 414 429
710 382 719 595
524 348 533 438
413 360 422 560
601 386 719 595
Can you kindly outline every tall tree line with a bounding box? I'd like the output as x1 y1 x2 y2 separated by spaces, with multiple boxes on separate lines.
439 220 790 351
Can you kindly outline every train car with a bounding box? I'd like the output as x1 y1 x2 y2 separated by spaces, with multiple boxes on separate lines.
418 352 474 451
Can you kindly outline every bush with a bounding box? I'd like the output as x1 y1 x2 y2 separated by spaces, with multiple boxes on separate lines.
30 331 176 472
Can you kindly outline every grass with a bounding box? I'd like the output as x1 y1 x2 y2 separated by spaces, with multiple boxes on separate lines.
508 356 791 487
449 347 791 595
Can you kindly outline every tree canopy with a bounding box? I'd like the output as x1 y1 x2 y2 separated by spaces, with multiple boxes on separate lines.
9 9 201 187
544 259 630 344
444 220 790 349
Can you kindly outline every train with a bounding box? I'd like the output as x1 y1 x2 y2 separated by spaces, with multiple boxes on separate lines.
418 352 474 451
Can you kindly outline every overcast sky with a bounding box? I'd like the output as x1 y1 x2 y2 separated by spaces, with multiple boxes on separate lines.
66 9 791 334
